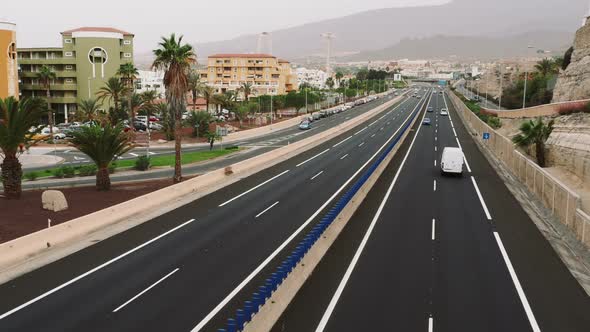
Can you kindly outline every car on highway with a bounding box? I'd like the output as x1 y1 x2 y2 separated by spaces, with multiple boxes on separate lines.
440 147 464 176
440 109 449 116
299 120 311 130
422 118 431 125
427 107 434 113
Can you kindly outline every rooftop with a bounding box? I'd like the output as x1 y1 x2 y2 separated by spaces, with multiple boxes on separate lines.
61 27 134 36
209 53 276 59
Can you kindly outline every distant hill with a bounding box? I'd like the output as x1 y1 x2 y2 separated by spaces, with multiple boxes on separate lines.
339 31 574 61
191 0 587 60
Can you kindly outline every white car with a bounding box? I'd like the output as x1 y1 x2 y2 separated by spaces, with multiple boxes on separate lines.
53 133 67 140
440 147 464 176
440 109 449 116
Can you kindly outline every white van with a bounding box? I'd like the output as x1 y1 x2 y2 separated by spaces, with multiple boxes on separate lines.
440 147 464 176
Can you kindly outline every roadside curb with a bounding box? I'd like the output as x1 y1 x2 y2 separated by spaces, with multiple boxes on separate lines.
0 94 405 285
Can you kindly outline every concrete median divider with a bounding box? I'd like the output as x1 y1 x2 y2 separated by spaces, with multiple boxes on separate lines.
218 92 429 332
0 94 406 285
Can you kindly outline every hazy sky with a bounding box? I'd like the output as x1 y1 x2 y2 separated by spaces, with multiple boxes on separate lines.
3 0 449 53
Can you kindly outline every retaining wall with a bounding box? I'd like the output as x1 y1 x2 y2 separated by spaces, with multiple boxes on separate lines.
482 99 590 119
449 92 590 248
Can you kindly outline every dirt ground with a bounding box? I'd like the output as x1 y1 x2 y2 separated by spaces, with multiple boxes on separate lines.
0 178 189 244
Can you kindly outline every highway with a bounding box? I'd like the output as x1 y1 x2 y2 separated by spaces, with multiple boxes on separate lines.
270 91 590 332
0 90 430 331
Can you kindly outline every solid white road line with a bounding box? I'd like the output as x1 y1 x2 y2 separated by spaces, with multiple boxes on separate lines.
340 154 349 160
296 149 330 167
428 317 434 332
310 171 324 180
358 142 365 147
113 268 180 313
434 180 437 192
129 153 139 157
218 170 290 207
494 232 541 332
470 176 492 220
0 219 195 321
193 93 425 332
431 219 436 240
148 152 156 155
453 128 458 137
315 91 432 332
333 136 353 148
255 201 280 219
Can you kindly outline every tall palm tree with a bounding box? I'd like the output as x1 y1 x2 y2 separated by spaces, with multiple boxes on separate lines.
152 33 196 183
187 70 202 112
335 72 344 87
77 98 101 122
70 124 133 191
240 82 253 102
139 90 160 117
534 58 556 77
117 63 139 122
199 85 215 113
512 118 554 167
97 77 128 122
37 65 57 133
0 97 46 199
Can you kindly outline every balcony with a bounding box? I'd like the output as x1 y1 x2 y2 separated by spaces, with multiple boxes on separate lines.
20 71 77 78
18 58 76 65
51 97 78 104
20 84 78 91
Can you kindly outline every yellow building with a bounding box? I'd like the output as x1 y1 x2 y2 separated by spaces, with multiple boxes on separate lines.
0 22 18 99
201 54 298 99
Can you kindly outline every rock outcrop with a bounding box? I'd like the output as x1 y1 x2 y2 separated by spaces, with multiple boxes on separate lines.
553 19 590 102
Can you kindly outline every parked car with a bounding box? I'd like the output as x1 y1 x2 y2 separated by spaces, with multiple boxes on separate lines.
149 122 164 131
312 112 321 121
440 147 464 176
53 133 67 140
299 121 311 130
133 121 148 131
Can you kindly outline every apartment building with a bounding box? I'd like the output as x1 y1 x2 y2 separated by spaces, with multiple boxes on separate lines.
18 27 134 123
200 54 298 99
0 22 18 99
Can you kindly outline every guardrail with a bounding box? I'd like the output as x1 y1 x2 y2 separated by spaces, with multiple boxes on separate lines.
448 91 590 248
217 91 426 332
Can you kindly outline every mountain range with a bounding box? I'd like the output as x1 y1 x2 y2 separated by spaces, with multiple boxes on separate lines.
190 0 587 61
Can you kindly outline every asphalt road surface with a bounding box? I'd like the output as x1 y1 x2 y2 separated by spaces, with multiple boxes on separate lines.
0 90 430 331
270 91 590 332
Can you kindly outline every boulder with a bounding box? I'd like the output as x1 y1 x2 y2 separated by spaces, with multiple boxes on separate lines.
42 190 69 212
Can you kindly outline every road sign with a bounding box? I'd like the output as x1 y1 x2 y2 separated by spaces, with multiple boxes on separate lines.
483 132 490 140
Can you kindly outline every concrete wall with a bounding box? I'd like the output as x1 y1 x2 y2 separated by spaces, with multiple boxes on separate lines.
449 92 590 248
483 99 590 119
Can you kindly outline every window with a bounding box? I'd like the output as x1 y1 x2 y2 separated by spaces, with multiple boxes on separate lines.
123 53 132 58
64 39 72 44
65 52 73 57
123 40 132 45
65 79 73 84
65 65 73 70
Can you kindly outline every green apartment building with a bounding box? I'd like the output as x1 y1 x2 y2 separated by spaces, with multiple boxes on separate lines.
18 27 134 123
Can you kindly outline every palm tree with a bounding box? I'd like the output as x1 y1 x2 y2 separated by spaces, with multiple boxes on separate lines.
534 58 556 77
77 98 101 122
335 72 344 87
117 63 139 123
97 77 128 123
139 90 160 117
152 33 197 183
70 124 133 191
37 65 57 133
199 85 216 113
512 118 554 167
187 70 202 112
239 82 253 102
0 97 46 199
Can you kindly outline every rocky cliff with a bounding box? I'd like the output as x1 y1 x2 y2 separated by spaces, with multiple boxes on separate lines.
553 19 590 102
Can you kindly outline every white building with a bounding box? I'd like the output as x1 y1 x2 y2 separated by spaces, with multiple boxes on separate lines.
135 70 165 96
296 67 328 89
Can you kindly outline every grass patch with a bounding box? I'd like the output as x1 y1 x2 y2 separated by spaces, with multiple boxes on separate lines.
24 147 240 180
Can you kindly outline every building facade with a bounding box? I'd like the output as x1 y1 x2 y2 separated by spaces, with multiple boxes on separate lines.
295 67 328 89
200 54 297 99
135 70 165 97
0 22 18 99
18 27 134 123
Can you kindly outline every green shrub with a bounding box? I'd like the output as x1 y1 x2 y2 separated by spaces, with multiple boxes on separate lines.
52 168 65 178
62 166 75 178
24 172 38 181
135 156 151 171
78 164 98 177
487 117 502 129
